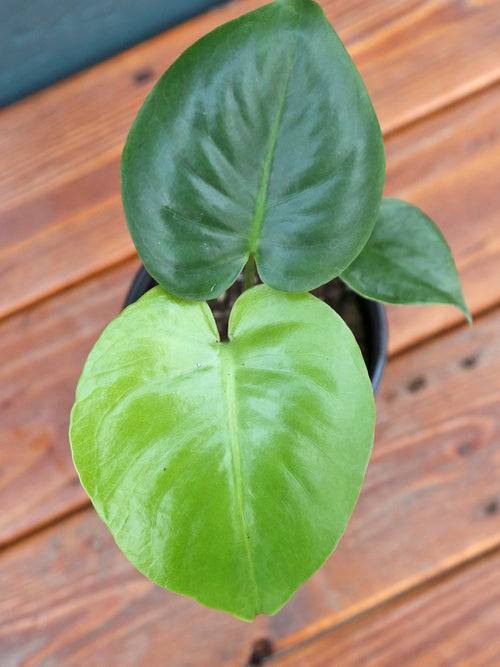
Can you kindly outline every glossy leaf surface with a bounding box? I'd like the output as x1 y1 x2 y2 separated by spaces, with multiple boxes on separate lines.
121 0 385 300
342 198 471 322
70 285 375 620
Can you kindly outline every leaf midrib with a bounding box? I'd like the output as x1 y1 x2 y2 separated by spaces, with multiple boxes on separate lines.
219 343 260 614
247 6 303 254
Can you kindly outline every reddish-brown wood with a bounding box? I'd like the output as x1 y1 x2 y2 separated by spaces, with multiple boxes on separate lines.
271 550 500 666
0 81 498 547
1 218 499 551
1 0 499 321
2 2 499 663
0 508 329 667
291 303 500 643
385 82 500 355
0 196 134 319
0 258 139 547
1 305 499 664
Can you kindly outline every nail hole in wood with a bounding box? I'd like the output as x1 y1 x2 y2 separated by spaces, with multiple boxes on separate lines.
457 442 474 457
248 638 274 665
406 376 427 393
460 354 479 369
133 67 154 84
483 498 499 516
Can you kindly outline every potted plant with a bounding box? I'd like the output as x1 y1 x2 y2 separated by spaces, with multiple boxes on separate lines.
70 0 470 622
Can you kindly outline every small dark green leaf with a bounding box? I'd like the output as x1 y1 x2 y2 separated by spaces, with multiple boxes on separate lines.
121 0 384 300
70 285 375 620
341 198 471 322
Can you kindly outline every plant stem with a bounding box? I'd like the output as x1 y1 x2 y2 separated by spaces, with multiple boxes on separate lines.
244 254 256 291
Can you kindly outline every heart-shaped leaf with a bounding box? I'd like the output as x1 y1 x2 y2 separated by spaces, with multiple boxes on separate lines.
341 198 471 322
121 0 385 300
70 285 375 620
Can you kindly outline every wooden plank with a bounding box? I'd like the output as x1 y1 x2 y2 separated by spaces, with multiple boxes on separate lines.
1 225 498 549
1 0 499 321
385 82 500 355
0 77 497 365
271 550 500 667
0 195 134 320
271 301 500 649
0 507 334 667
0 258 140 548
1 301 499 664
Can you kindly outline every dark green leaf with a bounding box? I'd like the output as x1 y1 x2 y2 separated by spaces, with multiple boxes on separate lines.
121 0 385 300
70 285 375 620
341 198 471 322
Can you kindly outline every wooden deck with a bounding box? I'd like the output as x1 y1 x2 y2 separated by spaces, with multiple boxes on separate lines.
1 0 499 664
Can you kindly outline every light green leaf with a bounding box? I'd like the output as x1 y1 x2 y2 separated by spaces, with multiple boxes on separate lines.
70 285 375 620
341 198 471 322
121 0 384 300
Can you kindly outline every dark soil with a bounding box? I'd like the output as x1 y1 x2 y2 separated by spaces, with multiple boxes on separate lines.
124 267 369 368
208 275 368 365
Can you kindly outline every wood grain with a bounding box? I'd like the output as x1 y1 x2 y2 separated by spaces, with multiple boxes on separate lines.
0 258 140 548
0 508 333 667
1 302 499 664
1 0 499 321
271 549 500 667
1 2 499 661
385 81 500 355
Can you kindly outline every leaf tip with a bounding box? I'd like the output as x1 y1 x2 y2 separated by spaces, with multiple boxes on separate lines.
463 305 473 326
456 291 472 325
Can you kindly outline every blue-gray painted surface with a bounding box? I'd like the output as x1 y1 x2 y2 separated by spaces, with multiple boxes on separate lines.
0 0 229 108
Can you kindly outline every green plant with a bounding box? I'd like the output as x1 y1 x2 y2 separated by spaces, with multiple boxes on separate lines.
70 0 470 621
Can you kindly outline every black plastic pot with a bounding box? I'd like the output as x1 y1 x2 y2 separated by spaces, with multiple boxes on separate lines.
355 289 387 394
124 266 388 394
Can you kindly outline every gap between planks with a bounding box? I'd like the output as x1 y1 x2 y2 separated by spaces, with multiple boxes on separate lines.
268 542 500 666
2 299 500 664
1 74 499 548
1 2 500 659
1 295 496 552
